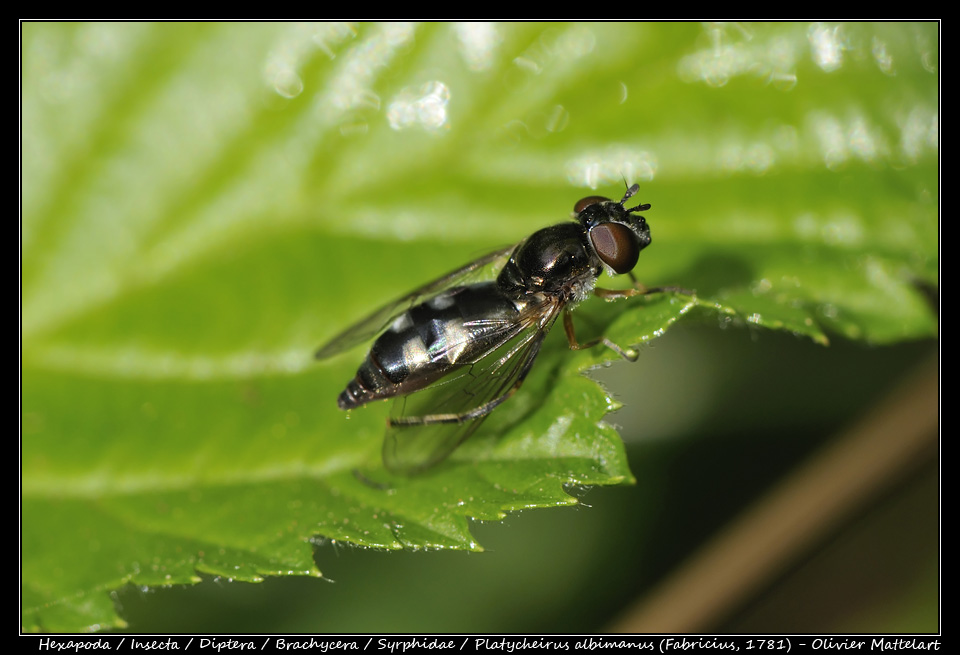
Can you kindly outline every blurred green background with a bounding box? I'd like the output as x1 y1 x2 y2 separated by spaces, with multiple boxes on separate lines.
22 22 937 633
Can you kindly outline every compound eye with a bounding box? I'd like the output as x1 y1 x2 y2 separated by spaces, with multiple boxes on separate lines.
589 223 640 274
574 195 610 214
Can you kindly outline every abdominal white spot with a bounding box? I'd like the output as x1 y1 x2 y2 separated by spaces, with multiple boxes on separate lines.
391 312 414 332
440 321 470 362
402 335 428 365
428 293 456 310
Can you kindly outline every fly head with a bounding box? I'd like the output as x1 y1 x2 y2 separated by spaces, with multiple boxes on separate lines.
575 184 652 275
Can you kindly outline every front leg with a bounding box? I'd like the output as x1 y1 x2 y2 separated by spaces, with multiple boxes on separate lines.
594 272 694 300
563 310 638 362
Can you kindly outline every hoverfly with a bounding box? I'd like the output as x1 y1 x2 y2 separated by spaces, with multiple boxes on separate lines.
316 184 662 474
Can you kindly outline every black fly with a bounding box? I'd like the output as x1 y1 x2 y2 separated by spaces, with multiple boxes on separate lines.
316 185 661 474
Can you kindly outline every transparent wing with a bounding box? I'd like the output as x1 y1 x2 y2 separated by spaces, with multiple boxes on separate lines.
382 300 562 474
315 246 515 359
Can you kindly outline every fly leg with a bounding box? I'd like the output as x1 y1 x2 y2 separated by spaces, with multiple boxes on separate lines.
563 310 638 362
594 272 694 300
387 380 521 426
585 278 693 361
388 332 547 428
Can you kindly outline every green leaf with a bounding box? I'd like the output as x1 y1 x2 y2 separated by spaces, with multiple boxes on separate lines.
22 22 937 632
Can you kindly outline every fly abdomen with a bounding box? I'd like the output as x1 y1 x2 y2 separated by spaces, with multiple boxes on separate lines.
336 283 522 411
336 309 459 411
337 353 395 409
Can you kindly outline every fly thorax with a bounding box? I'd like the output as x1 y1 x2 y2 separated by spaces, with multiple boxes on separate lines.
503 224 594 293
566 274 598 303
